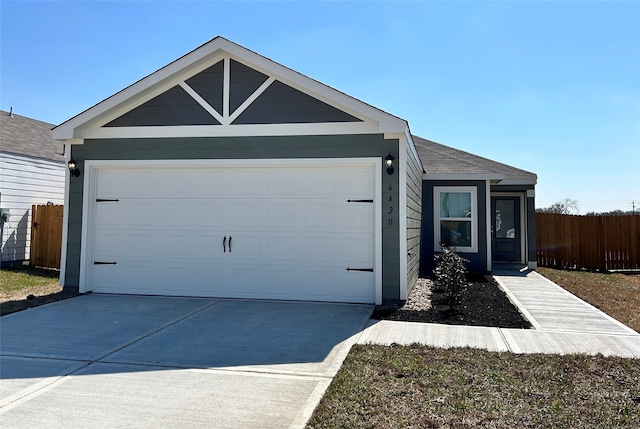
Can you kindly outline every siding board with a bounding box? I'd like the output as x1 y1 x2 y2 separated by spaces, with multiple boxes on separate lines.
406 141 422 295
0 153 65 265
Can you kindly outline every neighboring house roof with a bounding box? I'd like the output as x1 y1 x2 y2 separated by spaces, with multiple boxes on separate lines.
0 110 64 162
412 135 537 185
53 36 409 142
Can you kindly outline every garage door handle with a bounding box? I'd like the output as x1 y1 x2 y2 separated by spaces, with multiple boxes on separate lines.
228 236 232 253
223 236 227 253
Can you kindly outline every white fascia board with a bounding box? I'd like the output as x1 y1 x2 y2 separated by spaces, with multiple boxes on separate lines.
423 173 505 181
54 37 408 141
497 178 538 186
85 122 379 139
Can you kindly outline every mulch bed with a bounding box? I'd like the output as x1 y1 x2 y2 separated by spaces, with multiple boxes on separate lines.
372 273 531 329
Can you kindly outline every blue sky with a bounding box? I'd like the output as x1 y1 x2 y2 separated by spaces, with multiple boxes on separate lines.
1 1 639 212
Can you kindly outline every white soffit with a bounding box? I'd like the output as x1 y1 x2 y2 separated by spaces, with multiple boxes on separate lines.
53 36 408 142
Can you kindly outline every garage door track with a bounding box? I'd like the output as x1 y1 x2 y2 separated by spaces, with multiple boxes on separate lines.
0 295 372 428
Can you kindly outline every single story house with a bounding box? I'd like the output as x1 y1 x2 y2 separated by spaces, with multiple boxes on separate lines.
0 110 65 267
53 37 536 304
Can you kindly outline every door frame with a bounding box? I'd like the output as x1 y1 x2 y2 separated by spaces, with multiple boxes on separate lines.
79 158 383 303
489 192 526 264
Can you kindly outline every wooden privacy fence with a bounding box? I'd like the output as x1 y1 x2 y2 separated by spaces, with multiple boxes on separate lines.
537 213 640 271
30 204 63 269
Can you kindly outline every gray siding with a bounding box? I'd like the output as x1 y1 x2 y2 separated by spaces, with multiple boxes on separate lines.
229 59 269 113
233 80 362 124
65 134 402 300
406 143 422 295
105 86 220 127
421 180 488 273
186 60 224 114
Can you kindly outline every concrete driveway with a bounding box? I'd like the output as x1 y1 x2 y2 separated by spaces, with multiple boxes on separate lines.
0 295 372 428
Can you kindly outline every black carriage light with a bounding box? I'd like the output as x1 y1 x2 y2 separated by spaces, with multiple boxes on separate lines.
68 158 81 177
385 152 395 175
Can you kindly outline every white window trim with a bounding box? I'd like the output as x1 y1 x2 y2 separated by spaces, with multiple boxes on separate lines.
433 186 478 253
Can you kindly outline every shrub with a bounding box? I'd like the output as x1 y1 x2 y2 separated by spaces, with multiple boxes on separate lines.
434 245 469 306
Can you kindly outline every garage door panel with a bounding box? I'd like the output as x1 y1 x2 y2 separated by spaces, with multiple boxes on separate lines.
266 236 296 261
93 231 124 259
192 233 225 260
128 233 163 259
342 204 373 230
263 269 296 295
163 233 195 260
96 170 131 196
194 170 228 196
341 169 375 197
340 271 373 301
95 202 125 228
307 171 337 195
233 202 262 227
157 265 195 292
232 269 264 294
192 201 230 227
229 234 262 260
304 271 336 297
233 171 264 195
267 171 298 195
341 238 373 263
267 202 296 227
129 202 160 228
305 237 335 262
306 204 336 228
89 162 376 303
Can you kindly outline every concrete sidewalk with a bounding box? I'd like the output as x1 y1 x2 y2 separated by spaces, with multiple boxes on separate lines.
358 266 640 358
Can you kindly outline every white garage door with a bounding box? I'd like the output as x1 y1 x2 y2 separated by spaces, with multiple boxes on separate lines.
85 160 377 303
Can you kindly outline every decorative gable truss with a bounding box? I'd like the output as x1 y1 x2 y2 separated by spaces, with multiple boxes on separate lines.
104 58 361 128
54 38 406 141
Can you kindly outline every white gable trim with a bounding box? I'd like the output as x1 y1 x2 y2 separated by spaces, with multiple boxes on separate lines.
85 122 379 139
53 37 408 142
179 82 225 124
423 173 505 181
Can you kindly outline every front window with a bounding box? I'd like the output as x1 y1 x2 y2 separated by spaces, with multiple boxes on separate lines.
434 187 478 252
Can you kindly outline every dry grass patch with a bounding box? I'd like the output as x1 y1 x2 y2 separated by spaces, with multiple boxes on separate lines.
308 344 640 429
537 267 640 333
1 266 78 315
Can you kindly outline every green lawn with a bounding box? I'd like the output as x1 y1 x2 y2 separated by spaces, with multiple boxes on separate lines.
0 265 77 316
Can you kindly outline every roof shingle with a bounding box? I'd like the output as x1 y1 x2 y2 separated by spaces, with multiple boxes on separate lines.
0 110 64 162
412 135 536 182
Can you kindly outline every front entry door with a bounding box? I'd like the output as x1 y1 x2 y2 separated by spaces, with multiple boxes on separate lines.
491 196 521 262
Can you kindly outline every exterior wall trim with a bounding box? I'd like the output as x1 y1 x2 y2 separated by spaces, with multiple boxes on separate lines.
59 144 71 286
485 179 492 271
78 157 383 304
424 173 504 181
398 135 408 300
84 122 379 140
